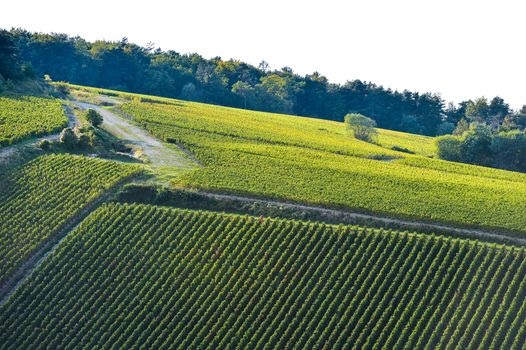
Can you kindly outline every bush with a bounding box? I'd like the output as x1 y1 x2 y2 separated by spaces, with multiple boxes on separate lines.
59 128 78 149
85 109 103 127
344 113 377 142
38 139 51 150
435 135 462 162
435 124 526 172
77 134 92 148
54 83 69 95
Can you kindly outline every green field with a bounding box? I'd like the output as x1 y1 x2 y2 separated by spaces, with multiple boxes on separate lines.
0 154 140 285
0 96 68 146
2 203 526 349
118 97 526 234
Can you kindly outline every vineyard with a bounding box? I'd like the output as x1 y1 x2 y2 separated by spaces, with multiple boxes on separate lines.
0 96 68 146
0 154 140 285
119 97 526 234
1 203 525 349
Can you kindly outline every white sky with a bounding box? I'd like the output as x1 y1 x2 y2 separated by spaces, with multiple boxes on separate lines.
2 0 526 108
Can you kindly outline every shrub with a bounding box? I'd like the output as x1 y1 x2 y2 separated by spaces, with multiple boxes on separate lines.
435 135 462 162
344 113 377 142
37 139 51 150
59 128 78 149
85 109 103 127
77 134 92 148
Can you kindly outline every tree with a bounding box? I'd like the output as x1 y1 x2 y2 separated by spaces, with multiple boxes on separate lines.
491 131 526 171
0 30 21 80
180 82 201 101
465 98 489 123
444 101 466 125
501 115 517 132
509 106 526 130
258 60 270 72
453 118 470 135
85 109 103 127
344 113 377 142
231 81 254 109
436 122 456 135
488 96 510 127
461 123 493 165
400 115 424 134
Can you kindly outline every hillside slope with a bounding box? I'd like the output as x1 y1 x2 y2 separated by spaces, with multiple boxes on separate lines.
0 154 140 287
2 203 526 349
0 96 67 147
106 91 526 235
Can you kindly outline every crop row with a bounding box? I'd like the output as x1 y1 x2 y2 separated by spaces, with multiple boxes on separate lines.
0 154 140 285
1 203 525 349
0 96 68 146
120 101 526 234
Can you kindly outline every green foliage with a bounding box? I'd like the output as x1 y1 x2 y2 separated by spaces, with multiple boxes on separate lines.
466 97 489 123
435 121 455 135
85 108 103 127
461 123 493 165
0 30 21 80
77 133 92 148
344 113 377 142
0 154 140 285
400 115 424 135
121 96 526 234
2 203 526 349
435 135 462 162
0 96 67 147
10 29 446 135
37 139 51 150
491 131 526 171
453 118 470 135
436 123 526 171
59 127 77 149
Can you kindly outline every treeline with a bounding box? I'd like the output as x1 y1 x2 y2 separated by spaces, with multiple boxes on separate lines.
436 124 526 172
435 97 526 172
3 29 526 138
0 30 33 82
4 28 449 135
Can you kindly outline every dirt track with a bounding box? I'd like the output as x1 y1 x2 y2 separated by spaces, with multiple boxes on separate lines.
73 101 197 169
199 191 526 246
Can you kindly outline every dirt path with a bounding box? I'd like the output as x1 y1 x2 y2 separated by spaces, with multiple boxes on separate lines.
199 191 526 246
73 101 197 169
0 105 78 165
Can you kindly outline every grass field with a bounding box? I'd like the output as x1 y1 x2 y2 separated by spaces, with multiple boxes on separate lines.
0 154 140 285
113 96 526 234
2 203 526 349
63 83 436 157
0 96 68 146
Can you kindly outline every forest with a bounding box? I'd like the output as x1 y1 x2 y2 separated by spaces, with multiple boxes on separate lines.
2 28 525 137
